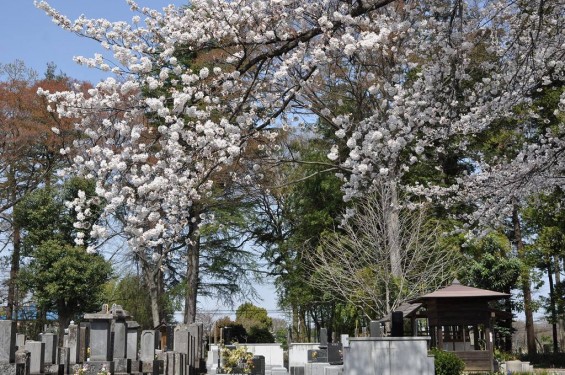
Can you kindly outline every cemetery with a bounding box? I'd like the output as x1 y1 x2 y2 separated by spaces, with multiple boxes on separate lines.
0 304 206 375
3 280 551 375
3 0 565 374
0 312 434 375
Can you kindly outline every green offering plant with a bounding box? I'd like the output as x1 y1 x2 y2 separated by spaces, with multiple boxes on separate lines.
221 344 254 374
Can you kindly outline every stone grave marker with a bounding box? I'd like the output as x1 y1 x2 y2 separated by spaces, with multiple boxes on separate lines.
67 322 79 365
40 333 57 365
78 323 89 364
369 321 382 338
327 342 343 365
140 330 157 362
16 334 26 350
0 321 17 363
141 330 162 374
113 321 128 366
83 311 113 362
126 321 141 374
24 341 45 375
126 321 140 360
319 328 328 348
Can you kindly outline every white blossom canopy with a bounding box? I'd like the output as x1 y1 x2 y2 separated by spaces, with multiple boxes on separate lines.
36 0 565 251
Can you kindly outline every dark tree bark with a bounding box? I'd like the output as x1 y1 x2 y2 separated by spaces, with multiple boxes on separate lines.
7 165 20 322
184 210 201 324
513 205 537 355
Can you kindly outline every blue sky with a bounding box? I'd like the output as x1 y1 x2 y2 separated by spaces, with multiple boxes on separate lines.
1 0 283 319
1 0 185 82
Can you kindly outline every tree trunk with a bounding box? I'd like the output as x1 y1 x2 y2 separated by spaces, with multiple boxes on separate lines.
555 255 564 352
547 261 559 353
140 258 162 328
299 308 308 342
7 165 20 321
184 218 200 324
386 181 402 278
149 273 161 329
291 305 298 342
156 245 166 325
512 205 537 355
57 305 72 347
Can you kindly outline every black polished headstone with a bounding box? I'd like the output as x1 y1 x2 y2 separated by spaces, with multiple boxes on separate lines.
327 343 343 365
391 311 404 337
166 326 175 351
251 355 265 375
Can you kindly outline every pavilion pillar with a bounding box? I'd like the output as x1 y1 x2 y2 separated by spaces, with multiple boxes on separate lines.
487 313 495 372
473 326 480 350
437 326 444 350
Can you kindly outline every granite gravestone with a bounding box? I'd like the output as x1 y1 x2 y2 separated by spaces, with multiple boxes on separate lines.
0 321 17 363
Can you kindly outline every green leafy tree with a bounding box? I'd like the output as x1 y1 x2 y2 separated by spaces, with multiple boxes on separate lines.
522 189 565 353
0 61 81 321
247 326 275 343
250 134 359 342
14 178 111 342
20 240 111 341
236 302 272 331
459 233 522 351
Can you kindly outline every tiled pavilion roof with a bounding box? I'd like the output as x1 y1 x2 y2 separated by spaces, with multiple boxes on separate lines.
411 279 510 301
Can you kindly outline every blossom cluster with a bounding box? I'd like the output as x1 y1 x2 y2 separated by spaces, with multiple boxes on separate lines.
36 0 565 250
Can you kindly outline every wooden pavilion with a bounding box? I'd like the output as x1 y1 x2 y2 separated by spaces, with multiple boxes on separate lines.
407 279 512 372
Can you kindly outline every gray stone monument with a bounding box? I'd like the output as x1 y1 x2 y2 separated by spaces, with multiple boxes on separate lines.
0 321 17 363
126 321 141 374
177 353 186 375
40 333 57 365
83 311 113 362
140 330 160 374
67 322 79 365
165 351 185 375
126 321 140 360
173 326 189 359
113 322 128 359
188 324 203 362
78 324 89 364
369 321 382 338
114 321 131 375
319 328 328 348
24 341 45 375
16 334 26 350
140 331 158 362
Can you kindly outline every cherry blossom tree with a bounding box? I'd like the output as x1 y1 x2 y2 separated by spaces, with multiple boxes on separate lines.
36 0 564 333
